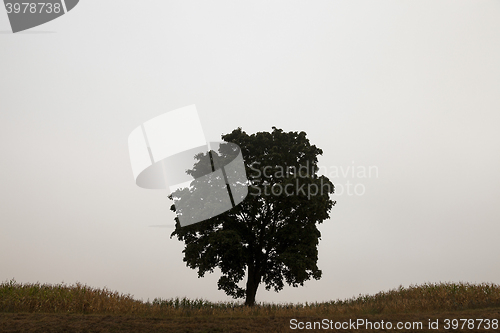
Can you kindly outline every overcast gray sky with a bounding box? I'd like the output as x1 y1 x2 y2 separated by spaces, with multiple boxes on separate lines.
1 0 499 304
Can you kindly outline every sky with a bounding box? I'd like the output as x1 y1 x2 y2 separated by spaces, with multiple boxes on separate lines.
1 0 499 304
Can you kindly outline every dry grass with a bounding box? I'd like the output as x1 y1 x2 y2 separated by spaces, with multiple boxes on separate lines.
1 280 499 317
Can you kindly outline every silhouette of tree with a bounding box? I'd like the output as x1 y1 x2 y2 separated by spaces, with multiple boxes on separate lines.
170 127 335 306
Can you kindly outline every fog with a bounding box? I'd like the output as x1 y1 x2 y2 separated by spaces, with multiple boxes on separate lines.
1 0 499 304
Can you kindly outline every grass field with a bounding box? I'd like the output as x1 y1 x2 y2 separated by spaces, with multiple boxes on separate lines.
1 280 499 332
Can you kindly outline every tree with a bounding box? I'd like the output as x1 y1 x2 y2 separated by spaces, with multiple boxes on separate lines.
170 127 335 306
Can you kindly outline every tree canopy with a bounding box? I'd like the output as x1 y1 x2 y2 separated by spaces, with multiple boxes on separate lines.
170 127 335 306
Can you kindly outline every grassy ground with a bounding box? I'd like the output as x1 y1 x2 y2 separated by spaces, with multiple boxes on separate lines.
1 280 499 332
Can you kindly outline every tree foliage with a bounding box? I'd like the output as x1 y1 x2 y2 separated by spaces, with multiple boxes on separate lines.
170 127 335 306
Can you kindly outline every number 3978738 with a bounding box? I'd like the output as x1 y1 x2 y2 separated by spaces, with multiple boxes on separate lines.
5 2 62 14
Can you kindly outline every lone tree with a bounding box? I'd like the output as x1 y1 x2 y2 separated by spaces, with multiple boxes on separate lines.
170 127 335 306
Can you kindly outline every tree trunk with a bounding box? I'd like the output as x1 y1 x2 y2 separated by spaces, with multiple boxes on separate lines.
244 265 260 306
